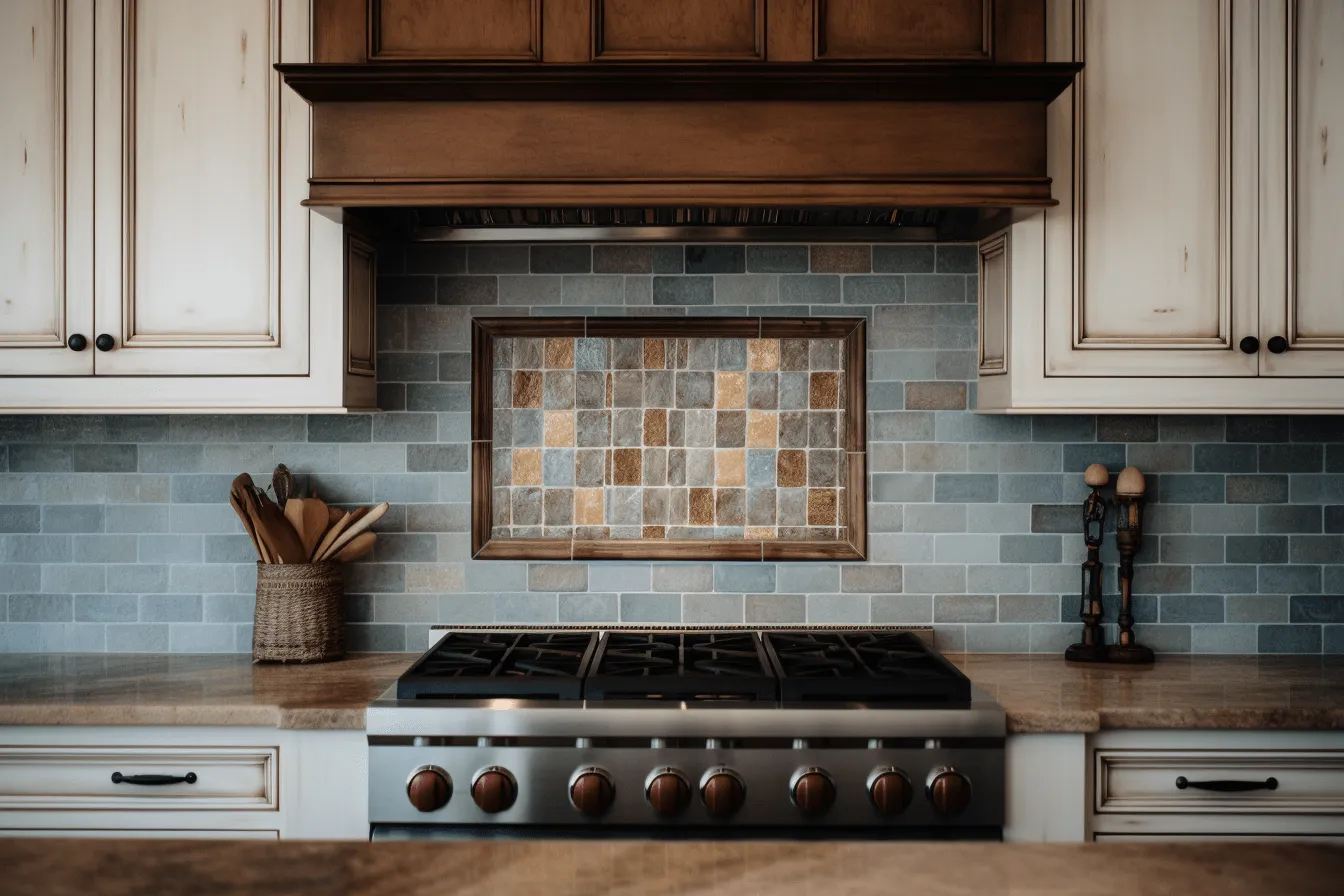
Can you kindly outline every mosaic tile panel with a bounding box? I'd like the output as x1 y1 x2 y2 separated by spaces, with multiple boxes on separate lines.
490 336 848 542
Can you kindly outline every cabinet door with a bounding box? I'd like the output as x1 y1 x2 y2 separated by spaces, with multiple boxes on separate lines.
1043 0 1259 378
1259 0 1344 376
92 0 310 377
0 0 93 375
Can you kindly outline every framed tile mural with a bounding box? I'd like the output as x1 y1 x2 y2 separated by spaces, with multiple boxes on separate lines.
471 317 866 561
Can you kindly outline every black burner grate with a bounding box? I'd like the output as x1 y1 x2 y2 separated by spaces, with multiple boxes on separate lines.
762 631 971 705
584 631 777 702
397 631 598 699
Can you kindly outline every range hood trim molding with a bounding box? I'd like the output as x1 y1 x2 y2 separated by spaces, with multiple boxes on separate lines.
277 61 1082 104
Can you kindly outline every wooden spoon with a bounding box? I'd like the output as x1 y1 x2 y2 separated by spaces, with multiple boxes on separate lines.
333 531 376 563
271 464 295 510
232 474 274 564
319 502 389 562
284 497 330 562
228 490 265 562
311 511 353 564
250 489 307 564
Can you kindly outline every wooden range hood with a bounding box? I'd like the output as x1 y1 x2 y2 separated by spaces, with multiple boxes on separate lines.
280 1 1080 213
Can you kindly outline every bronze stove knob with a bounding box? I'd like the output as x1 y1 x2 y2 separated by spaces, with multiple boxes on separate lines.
699 767 746 819
569 767 616 816
926 767 972 817
789 767 836 816
406 766 452 813
471 766 518 814
645 768 692 817
867 768 913 816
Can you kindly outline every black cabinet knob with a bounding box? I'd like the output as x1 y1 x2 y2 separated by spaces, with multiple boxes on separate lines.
1267 336 1289 354
95 334 115 352
1238 336 1259 354
67 334 87 352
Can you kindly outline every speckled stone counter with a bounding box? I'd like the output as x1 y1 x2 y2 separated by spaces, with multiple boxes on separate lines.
2 839 1341 896
0 653 1341 731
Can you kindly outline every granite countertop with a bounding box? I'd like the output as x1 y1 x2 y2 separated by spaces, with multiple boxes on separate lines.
0 653 1341 731
3 840 1341 896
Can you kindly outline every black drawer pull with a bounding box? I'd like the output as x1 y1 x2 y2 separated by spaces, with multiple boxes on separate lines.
1175 775 1278 793
111 772 198 786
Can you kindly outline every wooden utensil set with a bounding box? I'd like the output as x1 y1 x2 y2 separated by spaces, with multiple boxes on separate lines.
228 465 385 565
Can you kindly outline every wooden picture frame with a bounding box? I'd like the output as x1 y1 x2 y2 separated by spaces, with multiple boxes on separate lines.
471 316 867 561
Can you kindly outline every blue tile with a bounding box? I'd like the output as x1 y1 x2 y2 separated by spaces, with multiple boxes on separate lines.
1257 624 1322 653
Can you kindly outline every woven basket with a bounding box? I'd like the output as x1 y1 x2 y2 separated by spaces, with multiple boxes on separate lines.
252 562 345 663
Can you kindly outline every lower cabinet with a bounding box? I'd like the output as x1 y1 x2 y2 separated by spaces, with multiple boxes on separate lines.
0 726 367 840
1088 731 1344 841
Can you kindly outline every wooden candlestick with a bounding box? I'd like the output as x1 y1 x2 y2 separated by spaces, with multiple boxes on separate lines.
1109 466 1155 664
1065 464 1110 663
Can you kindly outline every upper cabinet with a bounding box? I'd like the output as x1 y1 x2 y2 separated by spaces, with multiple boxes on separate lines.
0 0 376 412
314 0 1046 64
978 0 1344 413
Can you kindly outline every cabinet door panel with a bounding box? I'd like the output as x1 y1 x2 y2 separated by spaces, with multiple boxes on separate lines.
814 0 990 61
0 0 92 375
371 0 540 61
1261 0 1344 376
1044 0 1258 377
593 0 763 61
93 0 309 377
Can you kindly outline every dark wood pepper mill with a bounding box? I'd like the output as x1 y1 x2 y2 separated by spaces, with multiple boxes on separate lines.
1065 463 1109 663
1109 466 1155 664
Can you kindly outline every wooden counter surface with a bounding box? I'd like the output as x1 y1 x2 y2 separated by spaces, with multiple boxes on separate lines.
2 839 1341 896
0 652 1340 732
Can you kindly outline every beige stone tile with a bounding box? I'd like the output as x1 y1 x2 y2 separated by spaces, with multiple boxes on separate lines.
544 338 574 369
544 411 575 447
747 339 779 371
715 449 745 487
512 448 542 485
747 410 777 447
745 526 776 540
574 488 604 525
716 371 746 408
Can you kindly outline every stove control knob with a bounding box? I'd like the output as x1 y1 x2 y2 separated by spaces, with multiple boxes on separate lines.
406 766 452 813
700 767 746 819
645 768 692 817
471 766 518 814
569 767 616 816
790 767 836 816
927 767 972 817
867 768 913 816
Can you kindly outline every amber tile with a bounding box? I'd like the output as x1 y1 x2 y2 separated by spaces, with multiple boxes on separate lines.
544 338 575 369
809 372 839 409
747 339 779 371
715 371 746 409
644 409 667 446
688 488 714 526
613 448 642 485
513 370 543 408
715 488 746 526
575 488 604 525
745 526 776 540
644 338 666 369
807 488 838 526
544 411 575 447
747 410 777 448
905 381 968 410
606 372 613 408
810 245 870 273
715 449 745 487
777 449 806 488
642 525 666 539
511 448 542 486
780 339 809 371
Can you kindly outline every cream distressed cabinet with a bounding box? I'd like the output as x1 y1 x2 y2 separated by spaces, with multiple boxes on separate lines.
978 0 1344 413
0 0 375 412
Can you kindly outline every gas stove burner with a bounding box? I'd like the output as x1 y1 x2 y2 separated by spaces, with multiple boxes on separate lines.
763 631 971 705
585 631 777 702
397 631 598 700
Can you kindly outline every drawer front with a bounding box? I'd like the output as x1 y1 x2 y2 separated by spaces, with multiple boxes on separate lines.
0 747 277 811
0 828 279 840
1096 749 1344 815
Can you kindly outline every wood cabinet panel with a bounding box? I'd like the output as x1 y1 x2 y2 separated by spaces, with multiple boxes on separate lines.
1043 0 1258 378
978 230 1009 376
371 0 540 61
593 0 763 61
0 0 92 375
92 0 310 377
814 0 991 61
1261 0 1344 377
346 230 376 378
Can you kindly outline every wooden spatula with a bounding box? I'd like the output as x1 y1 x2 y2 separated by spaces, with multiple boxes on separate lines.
311 510 352 563
228 490 265 562
319 502 389 562
334 531 376 563
284 497 330 563
250 489 307 564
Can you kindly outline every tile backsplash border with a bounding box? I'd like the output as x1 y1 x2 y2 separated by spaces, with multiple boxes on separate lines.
0 242 1341 654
